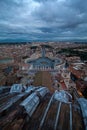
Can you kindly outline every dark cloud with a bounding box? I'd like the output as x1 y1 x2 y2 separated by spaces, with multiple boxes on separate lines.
0 0 87 42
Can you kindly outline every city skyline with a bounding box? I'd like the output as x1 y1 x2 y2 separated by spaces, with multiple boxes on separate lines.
0 0 87 42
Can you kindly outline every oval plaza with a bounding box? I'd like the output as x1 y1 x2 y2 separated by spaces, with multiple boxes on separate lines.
26 45 63 70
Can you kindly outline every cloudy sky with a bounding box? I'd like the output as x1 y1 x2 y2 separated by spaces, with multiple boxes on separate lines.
0 0 87 42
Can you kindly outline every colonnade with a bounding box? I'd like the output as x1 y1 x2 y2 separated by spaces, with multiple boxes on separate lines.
33 66 52 70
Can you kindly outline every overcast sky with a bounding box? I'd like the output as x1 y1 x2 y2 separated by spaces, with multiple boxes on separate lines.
0 0 87 42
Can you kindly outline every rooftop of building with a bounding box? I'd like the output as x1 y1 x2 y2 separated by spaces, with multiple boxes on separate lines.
0 85 86 130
